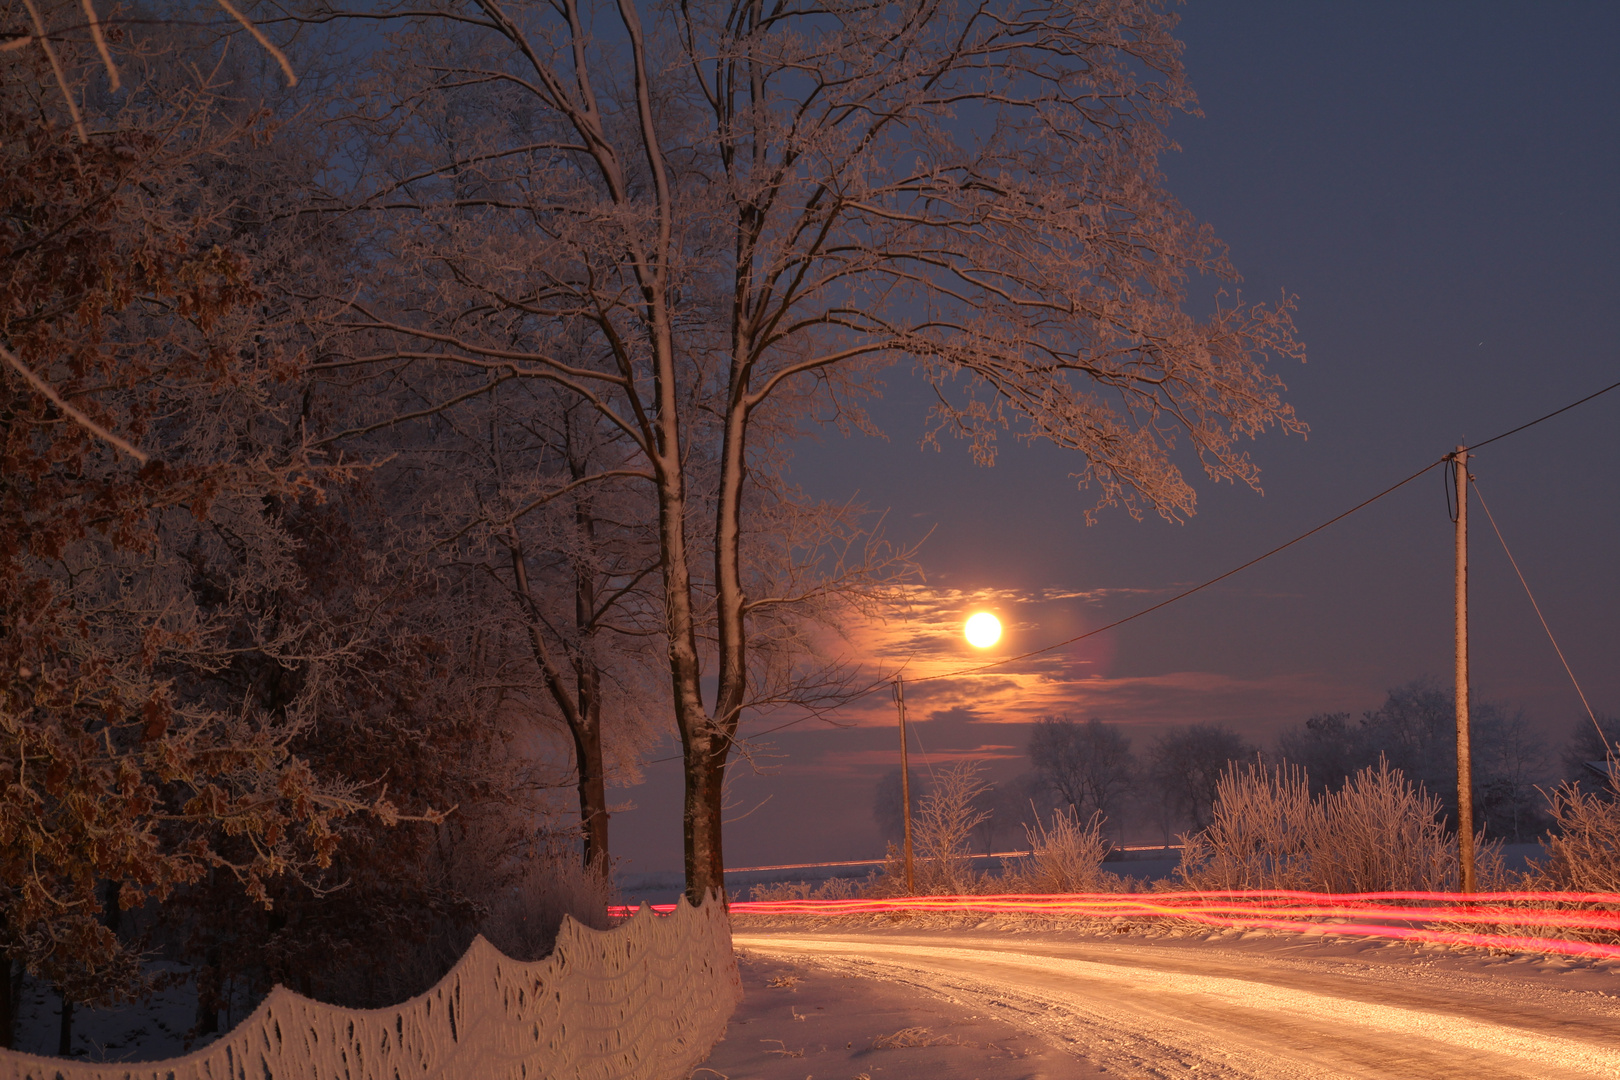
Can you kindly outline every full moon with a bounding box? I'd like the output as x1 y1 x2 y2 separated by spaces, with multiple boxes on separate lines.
964 612 1002 649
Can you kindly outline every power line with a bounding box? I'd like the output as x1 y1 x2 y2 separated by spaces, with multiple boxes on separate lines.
1460 377 1620 456
644 373 1620 756
914 373 1620 684
1471 479 1600 729
913 458 1444 683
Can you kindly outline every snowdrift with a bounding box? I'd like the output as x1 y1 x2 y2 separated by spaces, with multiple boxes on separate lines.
0 891 739 1080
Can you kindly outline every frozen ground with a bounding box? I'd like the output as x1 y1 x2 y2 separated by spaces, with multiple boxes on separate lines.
8 965 232 1061
702 947 1098 1080
723 912 1620 1079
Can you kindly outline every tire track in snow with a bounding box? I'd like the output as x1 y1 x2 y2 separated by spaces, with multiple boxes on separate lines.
735 933 1620 1079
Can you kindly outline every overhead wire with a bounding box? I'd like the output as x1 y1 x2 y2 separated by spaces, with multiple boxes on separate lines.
642 374 1620 758
1444 452 1460 523
1460 376 1620 456
1471 478 1602 731
913 374 1620 684
912 457 1445 683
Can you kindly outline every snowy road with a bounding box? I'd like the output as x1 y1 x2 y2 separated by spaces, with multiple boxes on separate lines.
732 927 1620 1079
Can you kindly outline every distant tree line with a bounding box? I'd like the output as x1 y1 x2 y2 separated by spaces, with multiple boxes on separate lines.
874 679 1614 855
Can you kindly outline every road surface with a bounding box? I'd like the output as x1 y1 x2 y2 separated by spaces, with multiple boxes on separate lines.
729 922 1620 1079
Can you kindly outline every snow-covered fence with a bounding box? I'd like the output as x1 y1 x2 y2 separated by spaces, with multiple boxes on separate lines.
0 892 739 1080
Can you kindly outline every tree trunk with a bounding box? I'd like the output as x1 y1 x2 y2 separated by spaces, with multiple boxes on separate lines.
194 947 220 1037
659 459 719 904
567 449 610 870
677 232 765 905
103 878 121 936
55 990 71 1057
509 541 613 869
0 958 14 1050
682 735 727 905
645 331 716 904
572 655 608 869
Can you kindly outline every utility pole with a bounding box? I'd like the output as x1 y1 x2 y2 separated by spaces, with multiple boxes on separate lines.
1453 447 1476 894
894 677 915 894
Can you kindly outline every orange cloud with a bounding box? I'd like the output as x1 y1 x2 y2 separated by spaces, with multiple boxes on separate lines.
781 582 1364 729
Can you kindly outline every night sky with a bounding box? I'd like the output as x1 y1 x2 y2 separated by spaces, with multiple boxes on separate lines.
612 1 1620 874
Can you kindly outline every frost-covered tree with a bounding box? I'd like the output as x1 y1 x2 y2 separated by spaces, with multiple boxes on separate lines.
294 0 1304 901
1147 723 1255 834
911 762 988 894
372 374 667 870
1028 717 1137 839
1275 680 1550 840
0 1 586 1036
0 6 400 1040
1559 714 1620 797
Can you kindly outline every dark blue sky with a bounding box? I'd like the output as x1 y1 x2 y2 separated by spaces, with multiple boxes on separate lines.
612 1 1620 874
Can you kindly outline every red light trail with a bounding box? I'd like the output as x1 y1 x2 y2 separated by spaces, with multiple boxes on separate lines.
609 890 1620 961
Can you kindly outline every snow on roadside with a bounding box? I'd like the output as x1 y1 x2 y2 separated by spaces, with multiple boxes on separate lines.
730 909 1620 991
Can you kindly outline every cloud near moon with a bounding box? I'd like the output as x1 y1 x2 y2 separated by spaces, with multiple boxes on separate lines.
767 582 1353 739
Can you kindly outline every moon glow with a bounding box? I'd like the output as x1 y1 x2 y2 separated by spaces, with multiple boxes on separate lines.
964 612 1002 649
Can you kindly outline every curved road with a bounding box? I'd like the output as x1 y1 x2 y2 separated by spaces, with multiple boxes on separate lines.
732 927 1620 1079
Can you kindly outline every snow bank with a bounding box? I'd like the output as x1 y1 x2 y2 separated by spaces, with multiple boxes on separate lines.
0 891 739 1080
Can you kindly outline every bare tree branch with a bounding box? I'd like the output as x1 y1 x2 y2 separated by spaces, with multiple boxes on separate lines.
1 343 148 463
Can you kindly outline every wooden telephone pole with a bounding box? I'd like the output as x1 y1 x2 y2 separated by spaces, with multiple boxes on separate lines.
894 677 915 894
1453 447 1477 894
